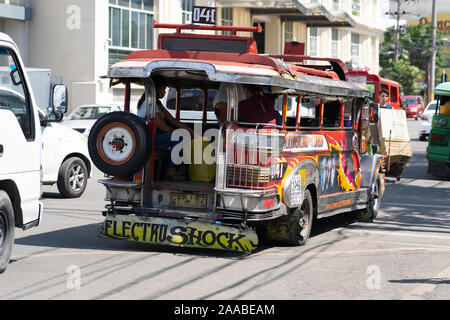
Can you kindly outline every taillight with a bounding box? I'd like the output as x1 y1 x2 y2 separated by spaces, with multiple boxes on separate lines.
421 114 428 121
431 133 447 145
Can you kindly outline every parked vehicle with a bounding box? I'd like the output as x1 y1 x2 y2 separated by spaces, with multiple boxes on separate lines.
419 100 437 141
62 104 122 138
39 109 92 198
0 33 67 273
402 95 424 120
427 82 450 179
87 22 385 253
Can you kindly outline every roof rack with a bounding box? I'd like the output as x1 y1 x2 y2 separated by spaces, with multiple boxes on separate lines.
153 21 262 36
269 54 348 81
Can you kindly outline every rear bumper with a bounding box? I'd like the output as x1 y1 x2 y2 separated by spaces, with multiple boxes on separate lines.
100 213 258 252
406 110 418 118
427 160 450 178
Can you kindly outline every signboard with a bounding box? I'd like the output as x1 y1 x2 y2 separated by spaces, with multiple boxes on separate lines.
378 109 410 140
192 6 216 25
101 214 258 252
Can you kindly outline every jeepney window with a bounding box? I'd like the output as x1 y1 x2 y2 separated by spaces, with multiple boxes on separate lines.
274 94 298 128
0 48 34 140
165 88 217 121
390 86 398 104
323 101 342 128
366 83 375 102
343 101 354 129
299 97 320 128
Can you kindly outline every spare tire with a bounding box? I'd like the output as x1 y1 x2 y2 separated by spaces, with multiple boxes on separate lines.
88 112 152 178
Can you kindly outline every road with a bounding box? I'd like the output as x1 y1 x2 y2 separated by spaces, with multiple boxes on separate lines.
1 120 449 302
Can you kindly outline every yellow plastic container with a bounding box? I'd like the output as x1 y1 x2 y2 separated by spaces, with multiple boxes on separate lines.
189 137 216 182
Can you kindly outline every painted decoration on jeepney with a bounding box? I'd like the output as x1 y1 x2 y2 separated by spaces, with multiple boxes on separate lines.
275 131 361 199
322 132 362 193
283 134 328 153
101 214 258 253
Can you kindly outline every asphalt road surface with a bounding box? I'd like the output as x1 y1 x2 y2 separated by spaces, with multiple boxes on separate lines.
1 119 449 301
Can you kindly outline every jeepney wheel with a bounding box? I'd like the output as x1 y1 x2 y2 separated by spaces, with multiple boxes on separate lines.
88 112 152 178
358 174 381 221
287 189 313 246
0 191 15 274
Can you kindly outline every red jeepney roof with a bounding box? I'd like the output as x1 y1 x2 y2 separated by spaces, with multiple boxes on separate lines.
348 70 400 87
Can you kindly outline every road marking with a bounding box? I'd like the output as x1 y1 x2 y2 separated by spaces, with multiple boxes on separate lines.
251 246 450 258
402 265 450 300
382 202 450 210
12 249 160 260
342 228 450 241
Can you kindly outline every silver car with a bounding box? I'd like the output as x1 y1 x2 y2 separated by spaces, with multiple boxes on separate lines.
419 100 437 141
62 104 123 138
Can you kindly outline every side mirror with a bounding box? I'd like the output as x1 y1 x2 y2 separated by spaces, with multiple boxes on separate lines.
47 84 68 121
52 84 68 114
360 100 370 131
40 117 49 127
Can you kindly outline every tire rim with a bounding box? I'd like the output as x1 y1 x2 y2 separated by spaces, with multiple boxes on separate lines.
372 181 380 211
0 212 6 255
299 201 311 239
69 163 85 192
99 125 135 164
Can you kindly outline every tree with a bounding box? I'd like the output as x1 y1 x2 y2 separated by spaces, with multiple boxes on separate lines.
379 23 443 95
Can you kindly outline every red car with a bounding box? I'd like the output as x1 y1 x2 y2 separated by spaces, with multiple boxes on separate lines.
401 95 424 120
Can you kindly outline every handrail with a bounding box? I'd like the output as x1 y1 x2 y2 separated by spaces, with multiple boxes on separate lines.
154 20 262 35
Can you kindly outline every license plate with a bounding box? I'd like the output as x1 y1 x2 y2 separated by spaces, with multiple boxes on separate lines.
169 193 207 208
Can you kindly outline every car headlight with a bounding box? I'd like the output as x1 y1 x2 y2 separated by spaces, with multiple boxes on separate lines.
80 132 88 143
83 127 91 140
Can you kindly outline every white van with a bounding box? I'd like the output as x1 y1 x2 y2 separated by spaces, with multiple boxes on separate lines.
0 33 68 273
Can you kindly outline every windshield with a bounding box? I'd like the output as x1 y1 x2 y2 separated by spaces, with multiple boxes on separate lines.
426 102 437 112
403 98 418 105
68 106 112 120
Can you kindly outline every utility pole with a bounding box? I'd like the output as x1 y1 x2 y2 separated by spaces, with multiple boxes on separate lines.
394 0 401 62
429 0 437 102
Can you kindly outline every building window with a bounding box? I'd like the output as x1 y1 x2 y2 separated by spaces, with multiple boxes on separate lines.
332 0 339 10
221 8 233 35
351 0 360 16
331 28 339 58
108 0 155 66
351 33 360 66
182 0 194 24
285 21 293 43
309 27 318 57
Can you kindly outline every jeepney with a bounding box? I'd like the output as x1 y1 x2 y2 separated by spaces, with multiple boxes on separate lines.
87 22 385 253
427 82 450 179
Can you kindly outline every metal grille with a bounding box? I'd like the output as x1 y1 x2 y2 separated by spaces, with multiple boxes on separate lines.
224 130 283 191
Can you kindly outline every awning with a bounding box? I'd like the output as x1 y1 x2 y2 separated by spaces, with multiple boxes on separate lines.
215 0 356 27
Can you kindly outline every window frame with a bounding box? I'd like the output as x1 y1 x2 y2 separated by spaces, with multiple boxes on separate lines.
351 0 361 16
221 7 233 36
0 47 35 141
308 27 318 57
182 0 194 24
350 32 360 66
108 0 155 66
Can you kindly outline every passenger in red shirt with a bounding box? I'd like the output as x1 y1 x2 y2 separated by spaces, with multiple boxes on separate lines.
238 84 278 126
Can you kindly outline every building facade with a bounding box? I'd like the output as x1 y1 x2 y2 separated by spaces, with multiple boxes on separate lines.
216 0 384 74
1 0 385 112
